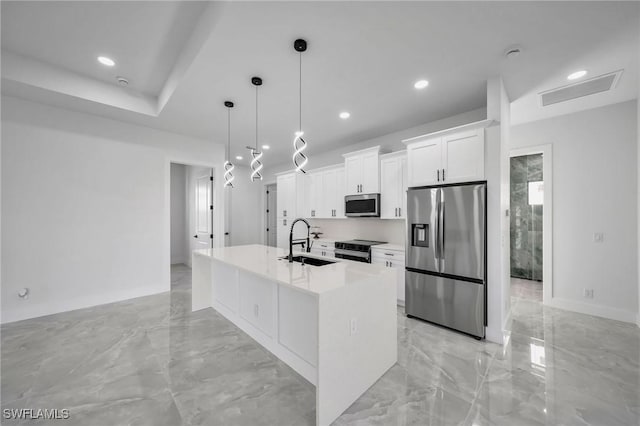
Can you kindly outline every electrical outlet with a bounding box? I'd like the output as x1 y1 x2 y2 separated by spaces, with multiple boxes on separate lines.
350 318 357 336
583 289 594 299
593 233 604 243
253 304 259 317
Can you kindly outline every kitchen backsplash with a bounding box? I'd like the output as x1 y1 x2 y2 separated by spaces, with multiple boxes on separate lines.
309 219 406 245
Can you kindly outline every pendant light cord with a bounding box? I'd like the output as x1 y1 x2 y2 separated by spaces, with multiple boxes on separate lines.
227 107 231 158
299 51 302 132
255 85 259 151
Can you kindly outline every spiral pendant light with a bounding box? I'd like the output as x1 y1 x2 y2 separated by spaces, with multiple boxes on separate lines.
223 101 235 188
247 76 263 181
292 38 308 173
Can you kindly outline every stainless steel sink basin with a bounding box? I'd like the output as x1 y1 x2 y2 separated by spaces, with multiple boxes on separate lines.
281 255 336 267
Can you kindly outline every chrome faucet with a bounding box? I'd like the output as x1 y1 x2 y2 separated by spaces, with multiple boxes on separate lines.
289 218 311 262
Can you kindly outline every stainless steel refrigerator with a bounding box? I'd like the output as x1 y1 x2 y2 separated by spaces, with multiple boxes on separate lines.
405 182 487 338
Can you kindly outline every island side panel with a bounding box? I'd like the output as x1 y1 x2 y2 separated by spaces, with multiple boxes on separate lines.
208 259 319 385
316 272 398 426
192 253 213 312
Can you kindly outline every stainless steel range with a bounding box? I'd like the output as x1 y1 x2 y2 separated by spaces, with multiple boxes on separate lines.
334 239 387 263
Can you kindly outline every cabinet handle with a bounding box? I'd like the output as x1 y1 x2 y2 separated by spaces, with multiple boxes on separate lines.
385 253 395 256
283 219 287 226
284 210 287 217
437 170 440 181
399 207 401 216
442 169 445 181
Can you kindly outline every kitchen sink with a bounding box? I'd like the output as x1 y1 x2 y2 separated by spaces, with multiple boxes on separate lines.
281 255 336 267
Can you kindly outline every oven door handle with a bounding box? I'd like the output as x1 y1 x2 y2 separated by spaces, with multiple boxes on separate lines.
334 249 370 259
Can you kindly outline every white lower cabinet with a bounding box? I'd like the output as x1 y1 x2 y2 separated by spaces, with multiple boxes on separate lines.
371 247 405 305
310 240 336 258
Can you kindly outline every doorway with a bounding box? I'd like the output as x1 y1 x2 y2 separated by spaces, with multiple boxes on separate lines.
170 163 214 270
510 153 544 302
265 183 277 247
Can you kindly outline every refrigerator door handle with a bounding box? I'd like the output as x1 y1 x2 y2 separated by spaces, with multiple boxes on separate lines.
439 196 445 272
434 189 441 272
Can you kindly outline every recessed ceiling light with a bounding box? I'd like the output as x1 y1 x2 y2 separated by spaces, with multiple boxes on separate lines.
262 145 270 150
339 112 350 119
414 79 429 90
235 155 243 160
567 70 587 80
97 56 115 67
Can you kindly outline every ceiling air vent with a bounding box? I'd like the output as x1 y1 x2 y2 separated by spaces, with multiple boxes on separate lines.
539 70 623 107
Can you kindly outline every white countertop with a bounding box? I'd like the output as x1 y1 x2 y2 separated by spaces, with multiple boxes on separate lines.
373 243 405 252
194 244 394 296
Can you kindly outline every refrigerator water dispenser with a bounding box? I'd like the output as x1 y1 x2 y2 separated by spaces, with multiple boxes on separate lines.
411 224 429 247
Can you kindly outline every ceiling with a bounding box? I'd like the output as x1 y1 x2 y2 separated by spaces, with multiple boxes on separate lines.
2 1 638 168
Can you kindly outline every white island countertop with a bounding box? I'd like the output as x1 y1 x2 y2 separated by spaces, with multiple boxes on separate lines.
194 244 392 296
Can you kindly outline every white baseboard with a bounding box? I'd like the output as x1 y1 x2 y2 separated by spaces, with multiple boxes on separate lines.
547 297 637 324
1 285 166 324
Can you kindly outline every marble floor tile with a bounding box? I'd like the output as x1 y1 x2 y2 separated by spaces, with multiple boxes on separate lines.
2 266 639 425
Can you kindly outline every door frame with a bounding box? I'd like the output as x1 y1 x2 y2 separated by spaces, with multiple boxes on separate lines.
165 158 221 291
509 144 553 306
260 179 276 246
264 183 277 246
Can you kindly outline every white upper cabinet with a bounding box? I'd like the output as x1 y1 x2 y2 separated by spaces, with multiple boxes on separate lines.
276 172 296 218
304 166 345 219
380 152 407 219
343 146 380 195
441 129 485 183
406 129 484 187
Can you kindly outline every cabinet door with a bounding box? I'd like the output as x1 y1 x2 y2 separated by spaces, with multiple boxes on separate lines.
407 137 442 187
307 172 322 218
321 169 337 218
361 151 380 193
334 168 346 218
276 173 295 217
344 155 362 195
442 129 484 183
380 157 400 219
399 156 407 219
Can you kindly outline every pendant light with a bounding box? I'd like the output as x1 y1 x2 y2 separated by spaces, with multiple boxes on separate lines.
247 76 263 181
223 101 235 188
292 38 308 173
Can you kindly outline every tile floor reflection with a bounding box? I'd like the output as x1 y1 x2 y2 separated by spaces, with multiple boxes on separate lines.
1 267 638 425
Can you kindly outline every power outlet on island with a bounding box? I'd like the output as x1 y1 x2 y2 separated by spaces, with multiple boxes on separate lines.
593 233 604 243
583 289 594 299
350 318 358 336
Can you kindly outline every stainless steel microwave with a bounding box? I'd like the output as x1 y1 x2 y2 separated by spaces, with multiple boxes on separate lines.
345 193 381 217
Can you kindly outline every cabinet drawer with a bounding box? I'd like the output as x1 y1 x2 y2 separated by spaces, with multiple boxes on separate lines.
372 249 405 261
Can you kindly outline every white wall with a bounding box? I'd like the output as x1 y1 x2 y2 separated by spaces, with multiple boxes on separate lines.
1 96 226 323
511 100 638 322
228 165 263 246
170 163 188 264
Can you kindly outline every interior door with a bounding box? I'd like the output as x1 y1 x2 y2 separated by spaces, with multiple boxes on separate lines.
266 184 277 247
440 183 486 281
191 168 213 252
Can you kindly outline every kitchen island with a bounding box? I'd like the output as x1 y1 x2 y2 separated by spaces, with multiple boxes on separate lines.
192 244 397 426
